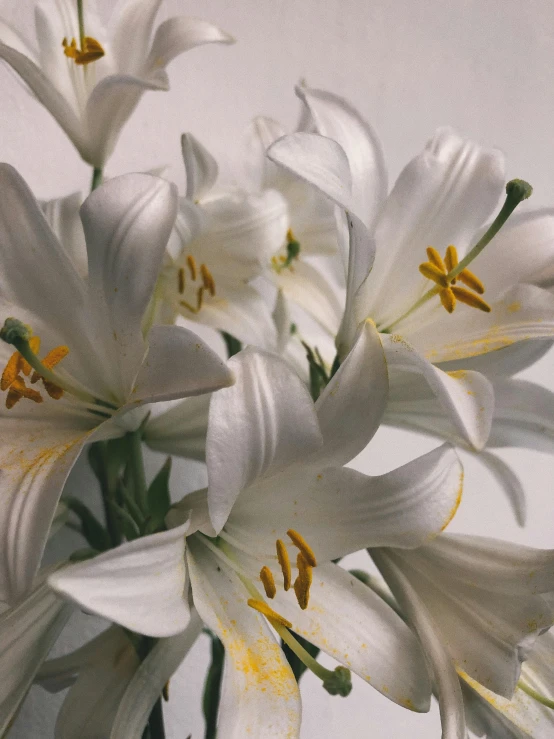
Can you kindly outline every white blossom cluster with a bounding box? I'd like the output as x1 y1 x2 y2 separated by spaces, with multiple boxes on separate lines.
0 1 554 738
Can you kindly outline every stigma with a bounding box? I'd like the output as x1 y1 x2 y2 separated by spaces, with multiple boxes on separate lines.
419 245 491 314
62 36 105 65
271 229 301 273
177 254 216 315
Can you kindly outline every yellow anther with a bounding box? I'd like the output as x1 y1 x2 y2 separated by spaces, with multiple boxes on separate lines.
286 228 295 242
419 262 448 288
197 286 204 312
426 247 446 272
247 599 292 628
63 36 105 65
444 245 459 274
260 566 277 599
276 539 292 591
20 336 41 376
440 287 456 314
451 286 491 313
187 255 198 281
287 529 317 567
6 377 43 409
1 352 22 391
200 264 216 297
294 553 313 610
458 269 485 295
178 267 185 294
31 345 69 383
179 299 198 314
42 379 64 400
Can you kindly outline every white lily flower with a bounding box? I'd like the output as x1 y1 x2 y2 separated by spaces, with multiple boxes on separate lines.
49 321 465 737
462 628 554 739
0 165 233 603
0 0 233 168
155 134 288 348
0 570 74 734
267 90 554 450
371 535 554 738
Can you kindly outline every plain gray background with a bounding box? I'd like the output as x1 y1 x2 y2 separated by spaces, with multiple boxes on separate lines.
1 0 554 736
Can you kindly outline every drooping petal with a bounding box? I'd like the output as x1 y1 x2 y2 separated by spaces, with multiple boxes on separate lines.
364 127 505 328
296 85 387 228
49 523 190 637
181 132 219 201
145 16 234 73
272 561 431 711
187 538 301 739
0 419 92 603
314 320 388 465
110 612 203 739
131 324 233 405
228 444 462 562
371 549 467 739
206 348 323 534
144 394 211 461
380 333 494 450
80 173 178 400
0 576 73 735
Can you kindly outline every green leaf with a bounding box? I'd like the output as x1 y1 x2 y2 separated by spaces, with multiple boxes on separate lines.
118 479 145 526
221 331 242 358
145 457 172 533
202 632 225 739
108 500 141 541
63 497 111 552
69 547 99 562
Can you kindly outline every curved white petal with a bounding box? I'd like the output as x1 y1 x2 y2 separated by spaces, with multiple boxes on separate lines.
381 333 494 450
477 450 526 527
181 132 219 201
371 549 466 739
273 561 431 711
132 324 233 405
437 338 554 378
0 577 73 735
144 394 211 461
296 85 387 228
268 132 354 211
0 19 37 59
228 444 462 562
0 420 91 603
0 43 85 154
80 174 178 400
187 538 301 739
408 284 554 364
111 612 203 739
242 116 290 191
314 320 388 465
365 127 505 327
206 348 322 533
145 15 234 73
49 523 190 637
42 191 88 278
109 0 163 74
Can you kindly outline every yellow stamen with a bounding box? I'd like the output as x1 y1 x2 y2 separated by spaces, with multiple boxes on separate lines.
286 228 295 242
179 299 199 314
63 36 105 65
178 267 185 294
31 345 69 383
451 286 491 312
42 379 64 400
287 529 317 567
1 352 22 391
426 246 446 272
294 553 313 610
458 268 485 295
200 264 216 297
163 681 170 701
6 377 43 409
419 262 448 287
440 287 456 314
20 336 41 376
276 539 292 591
259 566 277 599
247 598 292 628
187 255 197 281
444 245 459 273
197 286 204 312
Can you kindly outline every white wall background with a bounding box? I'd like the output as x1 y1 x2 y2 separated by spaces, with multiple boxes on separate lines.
1 0 554 737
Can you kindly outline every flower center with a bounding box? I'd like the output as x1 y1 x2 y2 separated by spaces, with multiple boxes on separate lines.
62 36 105 66
271 230 301 274
418 245 491 314
177 255 216 315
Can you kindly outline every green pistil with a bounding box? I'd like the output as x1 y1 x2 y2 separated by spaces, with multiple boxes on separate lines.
518 679 554 709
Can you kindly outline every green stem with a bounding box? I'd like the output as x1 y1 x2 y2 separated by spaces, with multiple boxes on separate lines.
77 0 86 49
203 633 225 739
128 428 148 515
147 698 166 739
91 167 103 191
95 441 122 547
518 680 554 709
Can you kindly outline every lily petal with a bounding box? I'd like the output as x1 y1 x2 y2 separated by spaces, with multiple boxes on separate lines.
207 348 322 533
296 85 387 228
371 549 467 739
144 394 211 461
477 450 526 527
0 19 37 60
0 576 73 735
132 324 233 405
187 538 301 739
109 0 163 74
111 612 203 739
181 132 219 201
243 116 290 191
49 523 190 637
42 191 88 278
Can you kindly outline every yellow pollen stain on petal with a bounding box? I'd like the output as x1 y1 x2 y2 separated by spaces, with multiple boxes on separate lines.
287 528 317 567
507 301 521 313
276 539 292 591
63 36 105 65
247 599 292 628
440 470 464 532
259 566 277 599
294 553 313 610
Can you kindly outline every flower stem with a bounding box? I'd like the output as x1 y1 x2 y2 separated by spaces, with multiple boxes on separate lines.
77 0 86 50
128 428 149 516
91 167 103 191
146 698 166 739
203 631 225 739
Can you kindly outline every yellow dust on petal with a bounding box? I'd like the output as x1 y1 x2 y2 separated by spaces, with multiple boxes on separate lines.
507 301 521 313
440 470 464 532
